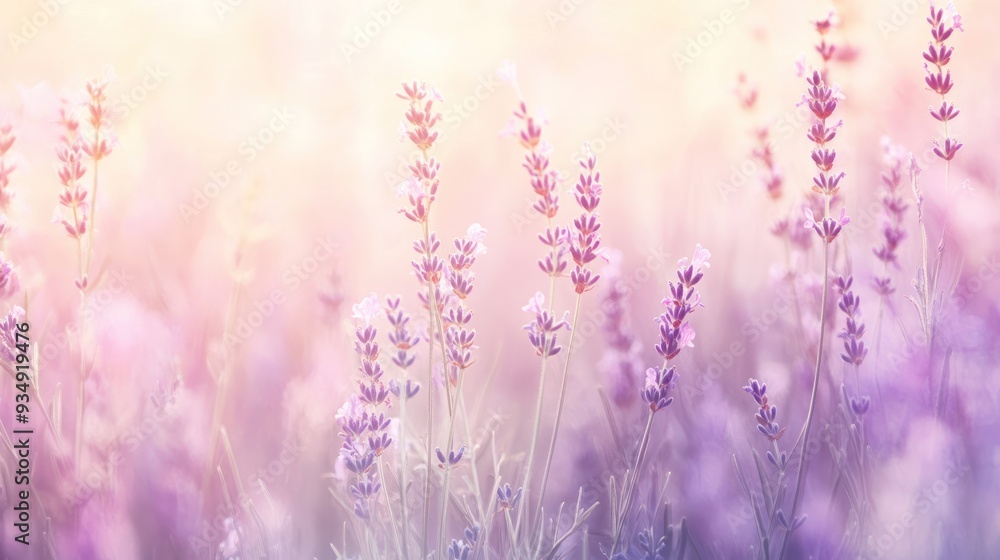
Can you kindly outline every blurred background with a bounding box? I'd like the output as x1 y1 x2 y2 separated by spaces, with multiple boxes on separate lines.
0 0 997 558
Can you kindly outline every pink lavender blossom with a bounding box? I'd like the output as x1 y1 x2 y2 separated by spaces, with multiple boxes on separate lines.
444 224 485 384
568 150 603 294
643 245 710 411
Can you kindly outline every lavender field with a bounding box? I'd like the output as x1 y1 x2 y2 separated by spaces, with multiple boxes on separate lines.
0 0 998 558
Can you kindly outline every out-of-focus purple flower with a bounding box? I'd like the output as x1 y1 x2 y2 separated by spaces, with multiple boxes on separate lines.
599 252 643 407
873 138 911 296
447 539 472 560
351 293 381 326
0 253 19 301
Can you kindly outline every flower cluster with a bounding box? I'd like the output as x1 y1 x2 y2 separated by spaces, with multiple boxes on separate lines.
813 9 838 73
643 245 710 412
872 139 910 296
743 378 789 469
54 101 90 242
752 127 784 201
444 224 486 385
834 276 868 367
397 86 444 239
384 296 421 388
522 291 570 359
507 101 569 279
568 151 602 294
83 71 116 163
496 483 523 511
925 1 963 162
338 295 394 520
800 70 849 244
600 254 643 407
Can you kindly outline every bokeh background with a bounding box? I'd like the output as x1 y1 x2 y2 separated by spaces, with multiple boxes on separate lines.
0 0 998 558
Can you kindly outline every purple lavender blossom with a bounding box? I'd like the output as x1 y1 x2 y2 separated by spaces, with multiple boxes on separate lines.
337 295 394 520
568 150 603 294
522 292 571 358
834 275 868 366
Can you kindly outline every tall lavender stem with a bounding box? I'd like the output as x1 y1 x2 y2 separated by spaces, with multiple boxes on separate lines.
779 68 850 560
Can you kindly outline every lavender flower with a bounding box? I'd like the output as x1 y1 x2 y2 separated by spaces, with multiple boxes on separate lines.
872 139 910 297
447 539 471 560
337 295 393 520
385 296 421 370
744 379 785 440
834 275 868 367
800 70 849 244
434 445 466 468
653 245 709 362
496 483 523 511
568 150 602 294
506 98 570 280
444 224 485 385
522 292 571 358
925 1 963 162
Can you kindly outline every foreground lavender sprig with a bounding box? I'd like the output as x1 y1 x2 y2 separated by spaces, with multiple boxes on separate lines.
780 63 849 560
384 295 421 557
396 79 447 557
438 224 486 552
834 275 874 551
610 245 709 556
536 151 604 515
739 378 800 556
338 296 393 526
913 1 963 362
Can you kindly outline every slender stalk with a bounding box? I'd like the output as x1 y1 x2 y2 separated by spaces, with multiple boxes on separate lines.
515 215 559 541
397 370 410 559
778 240 830 560
85 143 99 274
438 363 468 553
378 457 404 559
536 293 583 516
609 409 655 556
